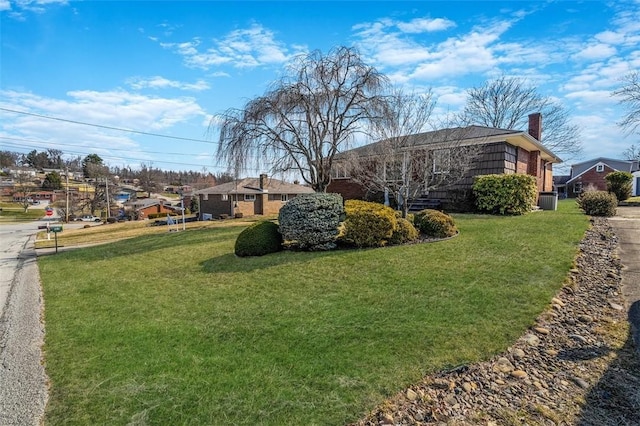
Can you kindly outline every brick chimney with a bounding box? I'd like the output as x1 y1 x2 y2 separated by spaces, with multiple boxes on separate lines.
259 173 268 190
528 113 542 141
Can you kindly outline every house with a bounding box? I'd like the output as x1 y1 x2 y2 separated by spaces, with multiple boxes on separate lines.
196 174 314 219
124 198 179 220
328 113 560 210
556 158 640 198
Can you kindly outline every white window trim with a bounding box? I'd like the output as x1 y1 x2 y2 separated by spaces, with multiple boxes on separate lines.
595 164 605 172
221 194 228 201
202 194 208 201
574 182 583 193
281 194 289 202
244 194 256 201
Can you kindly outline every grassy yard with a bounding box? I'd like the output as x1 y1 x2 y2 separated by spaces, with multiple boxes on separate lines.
0 202 45 221
34 216 261 249
39 200 589 425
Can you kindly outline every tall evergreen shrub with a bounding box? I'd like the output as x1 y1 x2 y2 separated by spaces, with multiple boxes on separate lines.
605 171 633 202
278 193 344 251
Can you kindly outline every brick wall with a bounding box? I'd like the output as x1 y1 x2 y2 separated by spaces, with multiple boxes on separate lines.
326 178 367 200
569 165 615 196
199 194 232 218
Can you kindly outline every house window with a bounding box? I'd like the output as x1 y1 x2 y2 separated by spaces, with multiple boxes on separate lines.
202 194 208 201
244 194 256 201
596 164 605 172
281 194 289 202
432 149 451 174
221 194 228 201
574 182 583 194
331 164 350 178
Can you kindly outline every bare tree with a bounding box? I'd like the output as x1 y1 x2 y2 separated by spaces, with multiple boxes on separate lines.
346 120 480 217
138 162 161 197
215 46 389 192
613 71 640 134
346 88 436 217
461 76 582 161
13 170 38 212
622 143 640 161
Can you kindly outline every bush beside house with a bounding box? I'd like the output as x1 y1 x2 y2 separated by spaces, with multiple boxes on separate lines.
473 174 537 215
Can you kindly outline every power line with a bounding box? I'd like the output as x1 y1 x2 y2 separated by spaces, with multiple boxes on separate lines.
0 138 267 172
0 136 211 158
0 107 219 145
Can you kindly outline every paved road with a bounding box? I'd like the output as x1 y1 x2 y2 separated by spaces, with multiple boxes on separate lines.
0 221 48 425
609 205 640 352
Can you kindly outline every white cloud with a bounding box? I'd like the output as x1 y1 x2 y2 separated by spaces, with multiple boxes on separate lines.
160 23 304 70
8 0 66 15
572 43 617 61
397 17 456 33
0 0 11 11
0 89 209 165
126 76 210 91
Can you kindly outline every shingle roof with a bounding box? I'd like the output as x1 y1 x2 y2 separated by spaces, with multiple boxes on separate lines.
195 177 314 195
336 125 561 162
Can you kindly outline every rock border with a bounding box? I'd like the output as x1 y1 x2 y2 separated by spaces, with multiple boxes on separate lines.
351 217 640 425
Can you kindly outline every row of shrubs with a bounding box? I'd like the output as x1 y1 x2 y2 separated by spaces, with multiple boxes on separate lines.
234 194 459 257
234 170 631 256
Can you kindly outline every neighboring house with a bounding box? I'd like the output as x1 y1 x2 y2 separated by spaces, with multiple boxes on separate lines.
558 158 640 198
196 174 314 219
328 113 560 210
125 198 178 220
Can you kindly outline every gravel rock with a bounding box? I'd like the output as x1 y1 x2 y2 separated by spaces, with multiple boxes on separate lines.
352 218 638 426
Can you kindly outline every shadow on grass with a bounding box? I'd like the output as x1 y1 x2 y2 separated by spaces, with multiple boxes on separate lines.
575 301 640 426
200 245 350 273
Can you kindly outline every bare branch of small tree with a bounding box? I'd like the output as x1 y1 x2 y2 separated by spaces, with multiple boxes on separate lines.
13 170 38 212
613 71 640 135
622 143 640 161
461 75 582 162
347 90 480 217
215 46 389 192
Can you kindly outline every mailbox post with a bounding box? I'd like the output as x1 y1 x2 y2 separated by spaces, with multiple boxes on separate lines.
50 225 63 253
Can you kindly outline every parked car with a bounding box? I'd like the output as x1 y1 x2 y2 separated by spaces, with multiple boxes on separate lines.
76 215 101 222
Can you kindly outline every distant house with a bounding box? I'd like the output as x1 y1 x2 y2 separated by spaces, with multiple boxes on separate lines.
125 198 179 220
556 158 640 198
328 113 560 211
196 174 314 219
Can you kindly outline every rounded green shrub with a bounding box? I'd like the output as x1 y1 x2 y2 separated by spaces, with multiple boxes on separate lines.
278 193 344 251
389 217 419 245
577 191 617 217
413 209 458 238
340 200 397 248
234 220 282 257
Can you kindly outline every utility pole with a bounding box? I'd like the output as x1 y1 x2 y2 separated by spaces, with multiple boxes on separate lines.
181 191 186 231
105 176 110 219
65 168 69 223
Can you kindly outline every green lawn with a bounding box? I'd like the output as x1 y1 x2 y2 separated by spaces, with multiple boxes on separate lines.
39 200 589 425
0 203 45 221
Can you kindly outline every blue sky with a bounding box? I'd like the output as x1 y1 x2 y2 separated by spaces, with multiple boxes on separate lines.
1 0 639 175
